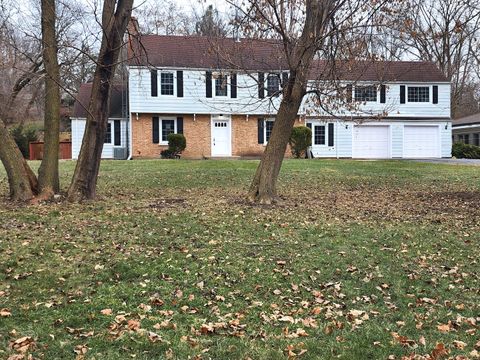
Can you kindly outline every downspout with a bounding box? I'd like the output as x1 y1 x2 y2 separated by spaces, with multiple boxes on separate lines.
127 112 133 160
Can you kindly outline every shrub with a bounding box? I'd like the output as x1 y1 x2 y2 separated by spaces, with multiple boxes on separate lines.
452 142 480 159
289 126 312 158
10 124 38 158
161 133 187 159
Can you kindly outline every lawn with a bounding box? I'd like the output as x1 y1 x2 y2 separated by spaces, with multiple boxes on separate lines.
0 159 479 360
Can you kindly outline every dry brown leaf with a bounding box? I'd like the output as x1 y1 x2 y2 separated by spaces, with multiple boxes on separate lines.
100 308 112 315
1 308 12 317
430 343 449 360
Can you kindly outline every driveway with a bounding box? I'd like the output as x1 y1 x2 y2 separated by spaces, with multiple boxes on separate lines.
411 158 480 166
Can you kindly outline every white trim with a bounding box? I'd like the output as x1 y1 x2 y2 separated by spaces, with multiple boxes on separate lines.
159 71 176 96
159 117 178 145
452 124 480 130
213 72 230 98
210 115 232 156
405 85 431 104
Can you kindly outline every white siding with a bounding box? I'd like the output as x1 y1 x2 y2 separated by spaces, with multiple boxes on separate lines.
391 124 403 158
129 67 451 119
71 118 128 160
309 120 451 159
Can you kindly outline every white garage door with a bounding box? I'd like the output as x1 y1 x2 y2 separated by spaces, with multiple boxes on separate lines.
403 125 439 158
353 125 390 158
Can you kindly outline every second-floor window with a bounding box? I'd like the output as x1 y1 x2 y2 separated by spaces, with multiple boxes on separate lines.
354 86 377 102
267 74 280 97
161 72 174 95
407 86 429 102
215 74 228 96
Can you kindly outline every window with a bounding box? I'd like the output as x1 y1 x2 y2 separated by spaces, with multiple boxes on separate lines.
104 122 112 144
354 86 377 102
265 120 274 142
160 72 174 95
267 74 280 97
464 134 470 144
161 119 175 142
215 74 228 96
474 133 479 146
314 125 326 145
407 86 430 102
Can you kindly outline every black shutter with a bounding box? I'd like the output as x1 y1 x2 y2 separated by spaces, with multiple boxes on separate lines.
176 71 183 97
258 72 265 98
328 123 334 147
433 85 438 104
282 72 289 88
346 84 352 103
177 117 183 134
257 118 264 144
380 84 386 103
151 69 158 97
114 120 121 146
231 72 237 98
206 71 212 98
400 85 406 104
152 116 159 143
306 122 312 129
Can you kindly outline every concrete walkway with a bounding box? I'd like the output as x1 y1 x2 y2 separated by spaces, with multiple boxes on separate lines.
411 159 480 166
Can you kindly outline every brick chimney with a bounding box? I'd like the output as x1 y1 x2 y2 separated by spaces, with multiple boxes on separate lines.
127 16 140 37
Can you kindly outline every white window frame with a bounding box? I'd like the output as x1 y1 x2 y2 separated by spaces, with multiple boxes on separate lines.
213 72 229 97
266 73 281 97
406 85 431 104
160 117 177 145
313 123 327 146
104 121 113 144
160 71 175 96
264 118 275 145
354 85 378 103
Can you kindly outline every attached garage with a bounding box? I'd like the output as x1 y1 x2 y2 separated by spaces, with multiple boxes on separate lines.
403 125 439 158
353 125 390 158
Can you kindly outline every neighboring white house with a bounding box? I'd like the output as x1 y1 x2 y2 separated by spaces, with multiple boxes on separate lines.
71 30 452 159
71 83 129 160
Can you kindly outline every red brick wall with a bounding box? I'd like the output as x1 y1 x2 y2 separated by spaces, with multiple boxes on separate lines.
131 113 305 159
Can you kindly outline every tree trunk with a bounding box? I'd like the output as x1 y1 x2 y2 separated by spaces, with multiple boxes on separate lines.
248 72 307 204
38 0 61 198
248 0 335 204
67 0 133 202
0 119 38 201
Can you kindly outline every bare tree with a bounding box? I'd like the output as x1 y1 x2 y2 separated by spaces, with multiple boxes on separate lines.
394 0 480 117
38 0 61 198
220 0 394 204
67 0 134 201
135 0 194 35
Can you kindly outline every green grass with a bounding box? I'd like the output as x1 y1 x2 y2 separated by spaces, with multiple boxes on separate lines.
0 159 479 359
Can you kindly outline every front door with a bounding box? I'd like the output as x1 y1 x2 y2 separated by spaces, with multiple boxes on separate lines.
211 116 231 156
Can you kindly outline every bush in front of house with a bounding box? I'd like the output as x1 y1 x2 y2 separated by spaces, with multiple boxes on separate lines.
452 142 480 159
10 124 38 158
161 133 187 159
289 126 312 158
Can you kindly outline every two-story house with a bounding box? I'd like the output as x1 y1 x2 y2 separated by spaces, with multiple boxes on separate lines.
71 27 452 160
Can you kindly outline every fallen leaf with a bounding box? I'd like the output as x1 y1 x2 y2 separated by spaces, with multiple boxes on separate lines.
100 308 112 315
1 308 12 317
